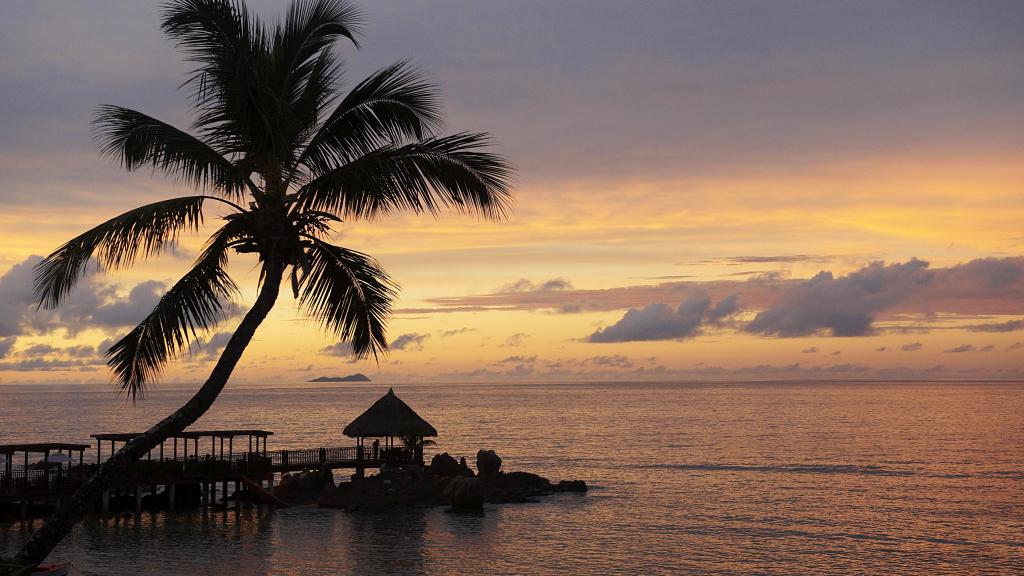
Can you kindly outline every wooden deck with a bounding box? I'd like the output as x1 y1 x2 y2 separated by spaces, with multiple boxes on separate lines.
0 445 414 504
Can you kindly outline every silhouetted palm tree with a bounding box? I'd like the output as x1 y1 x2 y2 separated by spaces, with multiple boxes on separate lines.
8 0 510 570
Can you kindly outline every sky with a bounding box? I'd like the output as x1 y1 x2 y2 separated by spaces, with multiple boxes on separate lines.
0 0 1022 385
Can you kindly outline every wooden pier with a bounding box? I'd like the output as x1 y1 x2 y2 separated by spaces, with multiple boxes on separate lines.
1 388 433 520
0 430 414 519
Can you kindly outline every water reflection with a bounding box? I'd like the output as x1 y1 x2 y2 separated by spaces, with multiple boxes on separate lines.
348 511 428 575
2 382 1023 574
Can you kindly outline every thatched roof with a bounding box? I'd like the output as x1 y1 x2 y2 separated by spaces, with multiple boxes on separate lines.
343 388 437 438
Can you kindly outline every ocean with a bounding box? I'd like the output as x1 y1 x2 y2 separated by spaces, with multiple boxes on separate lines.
1 381 1022 575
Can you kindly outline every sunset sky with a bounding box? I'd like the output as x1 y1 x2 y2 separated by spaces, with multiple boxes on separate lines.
1 0 1022 384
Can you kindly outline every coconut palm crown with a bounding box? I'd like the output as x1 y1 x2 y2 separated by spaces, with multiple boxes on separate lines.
33 0 511 398
8 0 510 569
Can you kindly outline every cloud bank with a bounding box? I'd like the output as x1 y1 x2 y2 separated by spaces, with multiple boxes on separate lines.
420 257 1024 342
588 294 740 343
745 259 930 337
0 256 169 338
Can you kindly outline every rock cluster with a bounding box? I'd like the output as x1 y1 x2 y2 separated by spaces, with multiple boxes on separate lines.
273 467 334 504
318 465 440 512
442 476 484 510
317 449 586 513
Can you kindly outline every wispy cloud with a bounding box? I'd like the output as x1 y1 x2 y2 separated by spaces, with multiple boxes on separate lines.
944 344 975 353
320 341 354 356
390 333 430 351
966 319 1024 333
497 278 574 293
709 254 838 265
503 333 528 347
496 355 537 365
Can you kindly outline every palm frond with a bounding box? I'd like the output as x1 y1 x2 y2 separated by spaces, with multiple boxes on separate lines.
161 0 272 158
274 0 362 95
295 132 512 220
278 38 345 171
94 105 247 196
284 44 339 152
298 237 397 358
33 196 218 309
105 222 242 398
296 60 443 180
161 0 260 106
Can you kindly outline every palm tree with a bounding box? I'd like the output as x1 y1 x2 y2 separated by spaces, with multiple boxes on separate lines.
400 427 438 464
6 0 510 570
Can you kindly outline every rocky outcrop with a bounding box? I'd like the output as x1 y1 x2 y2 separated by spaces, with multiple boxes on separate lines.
556 479 587 492
319 465 440 512
430 452 460 476
483 471 551 503
476 450 502 479
431 452 474 478
318 450 586 513
273 468 333 504
443 476 485 510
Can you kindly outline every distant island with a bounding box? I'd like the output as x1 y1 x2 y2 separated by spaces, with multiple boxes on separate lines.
308 374 371 383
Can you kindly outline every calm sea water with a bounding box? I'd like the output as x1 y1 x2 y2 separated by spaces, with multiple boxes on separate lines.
1 381 1022 575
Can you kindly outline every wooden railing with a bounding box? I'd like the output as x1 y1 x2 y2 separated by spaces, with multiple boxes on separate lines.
121 455 273 483
1 445 417 497
1 466 89 496
268 446 414 467
1 456 274 496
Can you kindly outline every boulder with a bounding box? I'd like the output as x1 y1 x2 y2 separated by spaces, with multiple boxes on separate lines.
555 479 588 492
273 468 333 504
458 457 475 477
443 476 484 510
320 466 441 512
503 471 551 491
430 452 460 477
483 471 553 503
476 450 502 479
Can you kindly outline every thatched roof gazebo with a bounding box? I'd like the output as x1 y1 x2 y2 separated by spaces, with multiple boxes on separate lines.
343 388 436 470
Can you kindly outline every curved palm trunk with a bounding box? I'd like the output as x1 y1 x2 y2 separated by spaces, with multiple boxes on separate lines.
11 266 284 571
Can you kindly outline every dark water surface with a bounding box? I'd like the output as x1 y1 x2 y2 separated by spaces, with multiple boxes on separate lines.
1 381 1022 574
